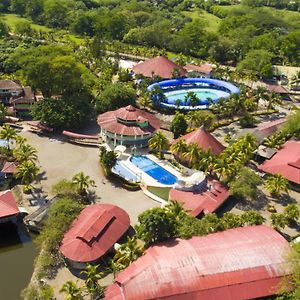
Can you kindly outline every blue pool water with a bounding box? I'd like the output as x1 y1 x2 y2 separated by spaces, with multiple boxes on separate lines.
113 161 139 182
164 88 229 106
130 156 177 185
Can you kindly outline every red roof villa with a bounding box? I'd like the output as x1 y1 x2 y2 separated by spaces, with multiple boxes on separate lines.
105 225 290 300
0 190 20 223
60 204 130 269
184 63 214 78
259 140 300 185
132 56 187 79
97 105 160 148
174 127 225 156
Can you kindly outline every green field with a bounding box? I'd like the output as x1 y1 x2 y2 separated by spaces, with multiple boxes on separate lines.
183 9 221 33
1 14 84 45
213 5 300 27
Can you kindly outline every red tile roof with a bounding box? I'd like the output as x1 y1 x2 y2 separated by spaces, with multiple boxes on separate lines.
1 161 18 174
105 225 290 300
267 84 289 94
184 63 214 74
174 127 225 155
169 179 230 216
259 140 300 184
132 56 187 79
97 105 160 136
60 204 130 263
0 190 19 219
0 80 22 90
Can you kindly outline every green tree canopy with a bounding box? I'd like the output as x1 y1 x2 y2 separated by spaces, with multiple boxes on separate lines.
170 112 188 139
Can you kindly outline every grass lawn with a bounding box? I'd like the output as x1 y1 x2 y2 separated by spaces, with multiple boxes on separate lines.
183 9 221 33
212 4 300 27
1 13 84 45
1 14 51 32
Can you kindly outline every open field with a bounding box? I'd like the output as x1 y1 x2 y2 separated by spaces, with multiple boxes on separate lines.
182 9 221 33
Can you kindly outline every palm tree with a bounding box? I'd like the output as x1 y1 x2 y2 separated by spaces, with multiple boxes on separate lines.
290 71 300 90
148 131 169 159
198 150 215 175
13 144 38 163
170 139 188 159
60 281 83 300
0 124 16 150
182 143 201 167
270 213 287 231
139 92 152 110
72 172 96 195
80 264 104 299
15 135 27 146
252 86 268 111
265 174 289 197
266 92 282 111
15 161 39 185
166 200 187 221
113 236 144 270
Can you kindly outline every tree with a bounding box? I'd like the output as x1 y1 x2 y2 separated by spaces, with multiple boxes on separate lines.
113 236 144 270
135 207 177 247
170 112 188 138
184 91 199 107
148 131 169 159
182 143 202 168
80 264 104 299
31 96 92 130
72 172 95 195
237 49 273 79
0 20 9 37
0 124 16 149
270 213 287 231
99 150 117 174
96 83 136 113
165 200 188 221
139 92 152 110
265 174 289 197
266 92 282 111
170 139 188 159
59 281 82 300
241 210 265 226
228 167 262 200
221 212 244 230
15 161 39 186
284 204 299 225
13 143 38 163
239 114 257 128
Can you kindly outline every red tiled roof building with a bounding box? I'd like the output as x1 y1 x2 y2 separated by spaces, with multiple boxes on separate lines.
132 56 187 79
169 178 230 216
60 204 130 269
97 105 160 148
105 225 290 300
0 190 20 223
174 127 225 155
259 140 300 185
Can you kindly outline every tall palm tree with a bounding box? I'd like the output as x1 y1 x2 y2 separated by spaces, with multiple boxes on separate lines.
15 161 39 185
0 124 16 150
252 86 268 111
13 144 38 163
60 281 83 300
80 264 104 298
265 174 289 197
113 236 144 270
139 92 152 110
72 172 96 195
170 139 188 159
166 200 187 221
182 143 201 167
148 131 169 159
198 150 216 175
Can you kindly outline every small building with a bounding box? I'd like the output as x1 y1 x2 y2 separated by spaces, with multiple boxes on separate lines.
174 127 225 156
184 63 214 78
60 204 130 269
258 140 300 186
169 178 230 216
0 80 24 104
1 161 18 178
97 105 160 148
132 56 187 79
105 225 290 300
0 190 20 224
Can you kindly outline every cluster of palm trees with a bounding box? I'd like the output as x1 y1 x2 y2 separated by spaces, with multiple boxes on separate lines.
171 133 258 182
0 125 39 191
60 264 104 300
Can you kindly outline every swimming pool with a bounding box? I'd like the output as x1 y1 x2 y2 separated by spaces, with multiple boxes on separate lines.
130 155 177 185
164 88 229 105
113 161 140 183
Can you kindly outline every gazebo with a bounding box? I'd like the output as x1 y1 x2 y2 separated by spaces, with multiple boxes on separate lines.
97 105 160 148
